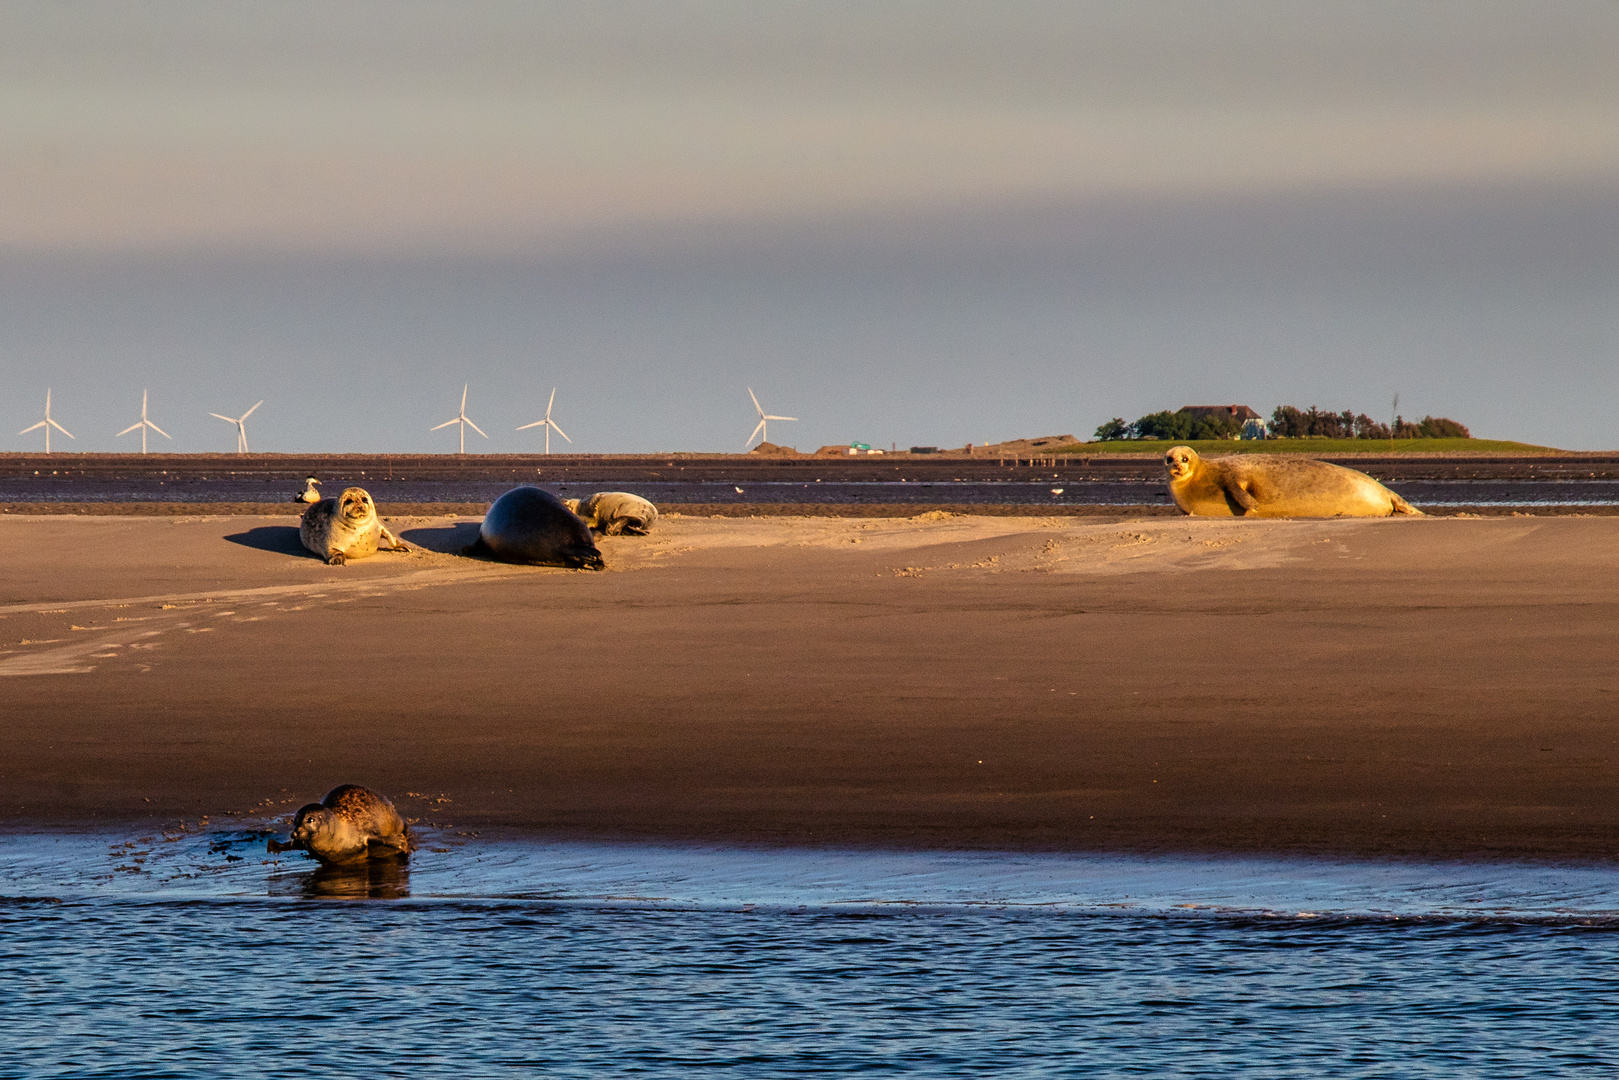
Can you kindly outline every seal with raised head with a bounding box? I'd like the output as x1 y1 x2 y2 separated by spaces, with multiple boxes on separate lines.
465 486 604 569
561 491 660 535
300 486 408 564
270 784 414 864
1165 446 1422 518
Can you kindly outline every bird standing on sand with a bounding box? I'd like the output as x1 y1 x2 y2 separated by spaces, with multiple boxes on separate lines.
295 476 321 503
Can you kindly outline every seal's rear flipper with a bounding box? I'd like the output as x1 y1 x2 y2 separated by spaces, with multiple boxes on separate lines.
1390 494 1423 515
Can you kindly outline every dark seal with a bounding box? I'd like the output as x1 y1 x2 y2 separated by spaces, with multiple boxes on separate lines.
464 486 605 569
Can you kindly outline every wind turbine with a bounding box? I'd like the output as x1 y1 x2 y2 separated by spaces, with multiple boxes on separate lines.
431 384 487 454
210 400 262 453
19 388 73 453
516 388 571 454
745 387 797 450
117 390 171 454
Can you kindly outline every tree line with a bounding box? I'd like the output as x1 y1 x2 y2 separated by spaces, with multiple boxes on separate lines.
1094 406 1470 442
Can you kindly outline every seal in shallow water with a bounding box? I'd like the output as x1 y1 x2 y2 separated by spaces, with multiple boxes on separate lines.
465 486 604 569
300 486 408 564
562 491 660 535
1165 446 1422 518
271 784 414 864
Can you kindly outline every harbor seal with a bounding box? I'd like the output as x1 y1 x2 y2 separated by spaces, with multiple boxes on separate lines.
299 486 408 564
561 491 660 535
1165 446 1422 518
270 784 414 864
464 486 605 569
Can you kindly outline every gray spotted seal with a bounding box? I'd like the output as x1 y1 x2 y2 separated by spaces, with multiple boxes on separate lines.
270 784 414 864
561 491 660 535
1165 446 1422 517
464 486 604 569
300 486 408 564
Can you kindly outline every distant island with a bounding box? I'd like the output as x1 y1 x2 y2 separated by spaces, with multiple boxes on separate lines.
1093 404 1470 443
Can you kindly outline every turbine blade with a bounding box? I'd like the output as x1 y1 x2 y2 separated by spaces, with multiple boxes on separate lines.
210 413 235 423
550 421 571 442
465 419 488 438
461 385 468 411
516 419 545 430
240 400 263 421
749 387 764 416
748 419 766 447
430 419 460 431
148 422 172 440
765 415 798 422
547 387 557 413
48 419 74 438
117 422 143 436
18 421 45 435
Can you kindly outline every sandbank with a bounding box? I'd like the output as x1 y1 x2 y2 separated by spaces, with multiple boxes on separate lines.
1 511 1616 860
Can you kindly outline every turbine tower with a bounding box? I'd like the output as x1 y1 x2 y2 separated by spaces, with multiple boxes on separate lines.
210 400 262 453
431 384 487 454
516 388 571 454
746 387 797 450
19 388 74 453
117 390 172 454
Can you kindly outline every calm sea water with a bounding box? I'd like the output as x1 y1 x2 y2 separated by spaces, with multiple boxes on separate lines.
3 476 1618 507
4 831 1617 1077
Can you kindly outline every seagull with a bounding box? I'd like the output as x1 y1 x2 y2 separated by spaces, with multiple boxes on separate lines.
735 486 744 494
1051 488 1065 495
295 476 322 504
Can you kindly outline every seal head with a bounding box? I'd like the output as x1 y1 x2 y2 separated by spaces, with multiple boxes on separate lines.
465 486 605 569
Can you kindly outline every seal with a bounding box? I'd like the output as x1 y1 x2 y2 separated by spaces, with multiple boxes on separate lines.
299 486 409 565
561 491 660 535
464 486 604 569
1164 446 1422 517
270 784 414 864
294 475 321 504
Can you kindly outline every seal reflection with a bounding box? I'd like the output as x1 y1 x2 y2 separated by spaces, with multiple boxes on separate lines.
277 856 411 900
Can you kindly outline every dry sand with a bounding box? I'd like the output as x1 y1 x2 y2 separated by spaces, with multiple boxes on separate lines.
2 511 1616 860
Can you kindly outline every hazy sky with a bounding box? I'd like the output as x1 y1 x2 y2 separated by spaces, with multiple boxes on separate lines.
2 1 1617 451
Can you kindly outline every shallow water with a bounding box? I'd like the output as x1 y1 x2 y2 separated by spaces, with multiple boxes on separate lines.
4 831 1617 1077
3 476 1619 507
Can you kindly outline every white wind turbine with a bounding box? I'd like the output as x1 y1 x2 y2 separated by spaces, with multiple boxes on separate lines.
19 388 74 453
210 400 262 453
431 384 487 454
745 387 797 449
117 390 171 454
516 388 571 454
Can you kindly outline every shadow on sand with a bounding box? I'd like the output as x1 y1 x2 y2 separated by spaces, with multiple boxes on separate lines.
270 856 412 900
400 521 481 555
224 525 319 559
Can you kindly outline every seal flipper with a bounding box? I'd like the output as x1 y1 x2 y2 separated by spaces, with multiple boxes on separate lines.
378 523 409 551
1220 478 1259 514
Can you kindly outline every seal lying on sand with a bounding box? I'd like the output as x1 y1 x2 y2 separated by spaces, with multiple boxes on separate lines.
1165 446 1422 518
269 784 414 864
562 491 660 535
464 486 605 569
300 486 408 564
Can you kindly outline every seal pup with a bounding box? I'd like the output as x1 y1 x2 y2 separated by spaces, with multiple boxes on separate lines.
1164 446 1422 518
561 491 660 535
271 784 414 864
464 486 604 569
300 486 408 564
294 476 322 504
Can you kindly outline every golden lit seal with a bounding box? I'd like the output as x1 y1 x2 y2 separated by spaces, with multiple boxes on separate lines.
299 486 408 564
270 784 414 864
1164 446 1421 517
562 491 660 535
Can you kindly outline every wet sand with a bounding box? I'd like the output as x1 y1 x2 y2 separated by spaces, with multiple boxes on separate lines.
2 512 1616 860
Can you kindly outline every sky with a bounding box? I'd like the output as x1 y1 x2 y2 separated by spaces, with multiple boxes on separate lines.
2 0 1616 452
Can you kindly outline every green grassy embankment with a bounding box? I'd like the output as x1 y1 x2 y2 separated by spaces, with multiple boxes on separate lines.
1061 438 1563 455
